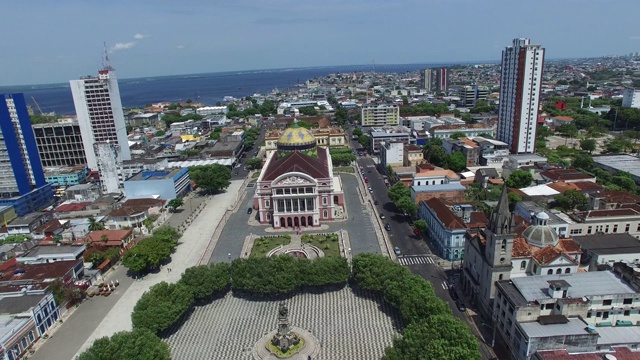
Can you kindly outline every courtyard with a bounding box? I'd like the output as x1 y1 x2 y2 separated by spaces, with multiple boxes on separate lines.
164 287 403 360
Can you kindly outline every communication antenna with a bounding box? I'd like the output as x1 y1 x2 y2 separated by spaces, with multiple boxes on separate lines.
102 41 114 71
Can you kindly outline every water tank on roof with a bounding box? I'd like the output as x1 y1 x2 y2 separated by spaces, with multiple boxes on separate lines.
604 355 617 360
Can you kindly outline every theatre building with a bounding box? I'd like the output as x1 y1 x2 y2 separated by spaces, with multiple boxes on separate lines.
254 123 344 228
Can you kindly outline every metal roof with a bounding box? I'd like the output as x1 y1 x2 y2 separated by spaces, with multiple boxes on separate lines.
519 318 590 338
595 324 640 345
511 271 636 303
594 154 640 180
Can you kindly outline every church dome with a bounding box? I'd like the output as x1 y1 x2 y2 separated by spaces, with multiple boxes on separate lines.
277 123 316 151
522 224 559 248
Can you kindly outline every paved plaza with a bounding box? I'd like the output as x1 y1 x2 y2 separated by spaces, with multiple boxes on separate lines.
165 287 403 360
209 174 381 263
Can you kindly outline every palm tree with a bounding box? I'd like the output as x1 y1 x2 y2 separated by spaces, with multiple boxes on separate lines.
88 216 105 231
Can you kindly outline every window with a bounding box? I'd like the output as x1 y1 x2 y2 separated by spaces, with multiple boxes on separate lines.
623 298 633 305
545 303 554 310
624 310 631 316
547 269 553 275
587 311 592 318
626 224 630 232
21 337 27 349
570 229 582 235
322 197 327 205
596 311 602 317
28 331 34 342
498 274 503 280
603 299 612 306
603 311 609 319
265 200 270 208
613 224 618 232
520 261 526 270
323 210 328 218
587 226 592 234
565 268 571 274
556 268 562 274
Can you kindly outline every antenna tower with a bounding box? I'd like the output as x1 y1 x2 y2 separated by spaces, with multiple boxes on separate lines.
102 41 114 71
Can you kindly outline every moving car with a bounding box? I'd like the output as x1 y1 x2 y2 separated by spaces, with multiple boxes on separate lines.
385 223 391 231
456 301 466 312
364 178 369 183
394 246 401 255
374 200 380 205
379 213 385 219
247 208 253 214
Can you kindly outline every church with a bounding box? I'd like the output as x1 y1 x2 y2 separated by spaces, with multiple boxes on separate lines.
254 123 344 229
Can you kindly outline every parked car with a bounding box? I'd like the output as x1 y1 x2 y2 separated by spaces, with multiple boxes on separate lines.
374 200 379 205
379 213 385 219
449 289 459 302
247 208 253 214
394 246 401 255
456 301 466 312
364 178 369 183
385 223 391 231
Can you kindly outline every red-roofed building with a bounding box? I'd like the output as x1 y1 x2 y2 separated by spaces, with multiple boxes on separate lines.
254 124 344 229
537 346 640 360
541 168 596 183
85 230 134 252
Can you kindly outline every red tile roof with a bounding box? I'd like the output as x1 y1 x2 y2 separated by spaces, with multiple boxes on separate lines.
261 149 330 181
55 202 91 212
572 182 604 192
34 220 63 233
557 238 581 253
575 208 640 220
109 198 164 217
537 346 640 360
598 190 640 204
541 168 595 181
86 230 133 244
0 260 80 283
424 198 466 230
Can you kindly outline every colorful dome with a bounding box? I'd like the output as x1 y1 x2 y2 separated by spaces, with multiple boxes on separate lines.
277 123 316 151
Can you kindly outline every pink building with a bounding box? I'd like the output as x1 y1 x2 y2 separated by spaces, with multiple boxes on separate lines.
254 124 344 229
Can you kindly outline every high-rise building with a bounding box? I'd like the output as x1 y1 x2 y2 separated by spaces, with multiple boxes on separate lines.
622 87 640 109
0 94 54 215
32 120 87 167
459 85 489 107
420 68 449 93
70 64 130 170
496 38 545 154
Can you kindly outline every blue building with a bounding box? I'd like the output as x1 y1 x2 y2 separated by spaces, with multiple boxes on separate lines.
0 94 54 216
123 168 190 201
418 197 468 261
44 166 89 187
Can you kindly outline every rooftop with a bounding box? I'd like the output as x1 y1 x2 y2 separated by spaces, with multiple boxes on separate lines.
594 154 640 180
423 198 466 230
511 271 636 303
411 183 466 193
7 212 47 227
0 294 46 315
128 168 185 182
519 317 590 339
596 325 640 346
573 233 640 255
261 148 330 181
18 245 84 258
541 168 595 182
537 346 640 360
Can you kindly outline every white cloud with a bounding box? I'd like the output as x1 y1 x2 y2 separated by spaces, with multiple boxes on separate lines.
177 45 185 49
110 41 137 52
134 33 147 40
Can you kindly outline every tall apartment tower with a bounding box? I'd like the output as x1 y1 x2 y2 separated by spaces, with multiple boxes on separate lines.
420 68 449 93
497 38 545 154
0 94 54 215
32 120 87 167
70 63 131 170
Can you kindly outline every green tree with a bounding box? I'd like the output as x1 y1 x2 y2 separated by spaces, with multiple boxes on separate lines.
298 106 318 116
505 169 533 188
352 128 363 137
388 182 411 202
449 131 466 140
556 123 578 138
167 198 183 213
179 263 230 301
155 130 166 137
422 138 447 167
554 190 588 211
446 152 467 172
413 219 428 233
507 192 522 207
88 216 105 231
358 135 371 148
77 328 170 360
246 157 262 170
580 138 597 153
132 282 194 334
189 164 231 193
395 196 418 216
572 154 594 172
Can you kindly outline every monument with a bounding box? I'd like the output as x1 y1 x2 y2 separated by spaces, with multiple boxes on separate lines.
253 302 320 359
271 302 300 352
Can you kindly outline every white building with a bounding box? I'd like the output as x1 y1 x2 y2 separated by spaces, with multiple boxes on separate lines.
70 65 131 170
94 142 122 194
361 104 400 127
196 106 228 115
496 38 544 154
379 142 404 168
622 88 640 108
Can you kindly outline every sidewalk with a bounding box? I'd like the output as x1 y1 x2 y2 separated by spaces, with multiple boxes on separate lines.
72 180 244 358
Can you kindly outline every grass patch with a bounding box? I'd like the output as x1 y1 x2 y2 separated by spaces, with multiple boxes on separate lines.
301 233 341 257
250 235 292 257
267 338 305 358
333 166 354 173
251 171 260 179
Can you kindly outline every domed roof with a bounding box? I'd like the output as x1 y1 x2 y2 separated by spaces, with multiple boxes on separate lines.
522 224 559 248
277 123 316 150
536 211 550 220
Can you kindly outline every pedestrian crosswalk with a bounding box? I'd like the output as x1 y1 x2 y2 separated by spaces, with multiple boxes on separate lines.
441 281 450 290
397 255 434 266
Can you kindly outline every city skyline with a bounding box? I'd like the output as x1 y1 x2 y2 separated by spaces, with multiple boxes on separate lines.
2 0 640 86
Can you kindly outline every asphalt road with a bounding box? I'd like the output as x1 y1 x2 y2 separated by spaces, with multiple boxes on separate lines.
354 144 500 359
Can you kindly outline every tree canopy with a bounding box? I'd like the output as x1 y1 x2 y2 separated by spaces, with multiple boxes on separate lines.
189 164 231 193
446 152 467 172
167 198 183 213
77 328 170 360
132 281 194 334
505 169 533 189
179 263 230 301
122 227 181 272
553 189 588 211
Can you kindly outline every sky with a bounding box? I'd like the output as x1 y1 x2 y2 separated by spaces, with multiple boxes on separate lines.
1 0 639 86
